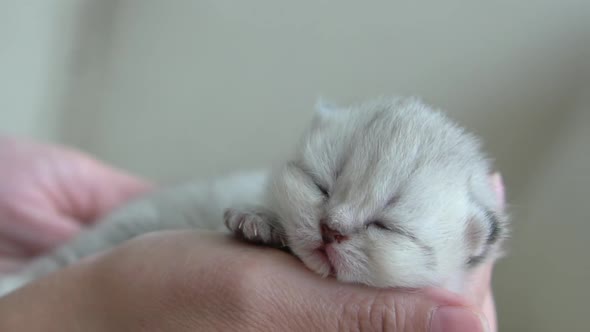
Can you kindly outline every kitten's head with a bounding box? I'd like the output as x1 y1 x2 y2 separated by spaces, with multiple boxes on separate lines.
270 97 506 288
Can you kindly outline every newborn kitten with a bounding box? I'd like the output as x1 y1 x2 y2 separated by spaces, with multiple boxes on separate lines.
0 97 508 296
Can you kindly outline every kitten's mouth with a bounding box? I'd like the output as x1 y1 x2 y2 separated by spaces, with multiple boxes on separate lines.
314 246 336 276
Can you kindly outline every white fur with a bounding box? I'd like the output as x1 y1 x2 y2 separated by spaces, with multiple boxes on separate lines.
268 97 506 289
0 97 507 296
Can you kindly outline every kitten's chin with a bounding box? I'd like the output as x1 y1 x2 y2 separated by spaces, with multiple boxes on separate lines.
297 247 381 286
296 247 334 278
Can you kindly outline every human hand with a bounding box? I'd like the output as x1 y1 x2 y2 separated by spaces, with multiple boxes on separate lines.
0 230 495 332
0 137 151 271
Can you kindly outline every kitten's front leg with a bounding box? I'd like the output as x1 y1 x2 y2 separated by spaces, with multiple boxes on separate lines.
224 207 287 248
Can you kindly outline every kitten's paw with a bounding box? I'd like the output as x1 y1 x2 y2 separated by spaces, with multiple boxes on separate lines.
224 208 286 247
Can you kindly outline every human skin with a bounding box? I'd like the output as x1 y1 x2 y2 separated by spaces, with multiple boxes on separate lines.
0 137 496 331
0 231 494 332
0 136 150 271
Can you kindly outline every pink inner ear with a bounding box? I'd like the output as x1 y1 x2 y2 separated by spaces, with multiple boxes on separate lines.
490 172 506 211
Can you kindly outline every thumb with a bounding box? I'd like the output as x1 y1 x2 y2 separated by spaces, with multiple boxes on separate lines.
264 256 490 332
85 162 153 220
61 155 153 223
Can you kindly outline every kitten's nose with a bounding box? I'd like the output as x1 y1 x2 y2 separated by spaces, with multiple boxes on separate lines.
320 220 348 244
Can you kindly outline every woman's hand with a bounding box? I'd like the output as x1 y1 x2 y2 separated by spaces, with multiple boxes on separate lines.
0 137 151 271
0 137 498 331
0 231 494 332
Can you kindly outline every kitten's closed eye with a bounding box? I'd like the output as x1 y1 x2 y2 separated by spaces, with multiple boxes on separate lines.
366 220 391 231
316 182 329 197
289 161 330 197
366 221 417 242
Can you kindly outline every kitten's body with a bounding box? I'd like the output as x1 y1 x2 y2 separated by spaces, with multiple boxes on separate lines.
0 171 269 294
0 97 507 296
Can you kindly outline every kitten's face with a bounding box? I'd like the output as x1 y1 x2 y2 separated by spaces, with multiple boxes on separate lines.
270 98 500 288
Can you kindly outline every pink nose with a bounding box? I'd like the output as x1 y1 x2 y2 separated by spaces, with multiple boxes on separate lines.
320 221 348 244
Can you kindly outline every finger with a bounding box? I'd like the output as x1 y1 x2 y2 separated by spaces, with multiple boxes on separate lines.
268 261 491 332
63 156 153 224
490 172 505 211
481 290 497 332
0 257 29 273
468 261 497 331
105 231 491 332
0 233 31 257
89 164 154 220
189 233 491 332
463 261 494 306
0 207 80 255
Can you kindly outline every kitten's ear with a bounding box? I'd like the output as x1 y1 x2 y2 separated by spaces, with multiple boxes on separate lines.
465 172 507 266
314 97 340 120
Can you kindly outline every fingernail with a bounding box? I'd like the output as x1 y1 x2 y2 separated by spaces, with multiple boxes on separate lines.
430 307 489 332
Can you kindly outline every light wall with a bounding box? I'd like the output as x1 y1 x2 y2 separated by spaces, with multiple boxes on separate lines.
0 1 83 140
494 87 589 332
1 1 589 331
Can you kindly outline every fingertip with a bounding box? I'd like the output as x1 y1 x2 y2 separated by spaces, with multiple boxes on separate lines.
83 166 154 222
490 172 505 210
430 306 490 332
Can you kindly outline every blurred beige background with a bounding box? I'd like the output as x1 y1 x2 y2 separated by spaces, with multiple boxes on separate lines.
1 1 589 330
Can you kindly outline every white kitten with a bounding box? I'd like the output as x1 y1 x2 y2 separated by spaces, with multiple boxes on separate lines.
0 97 507 296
